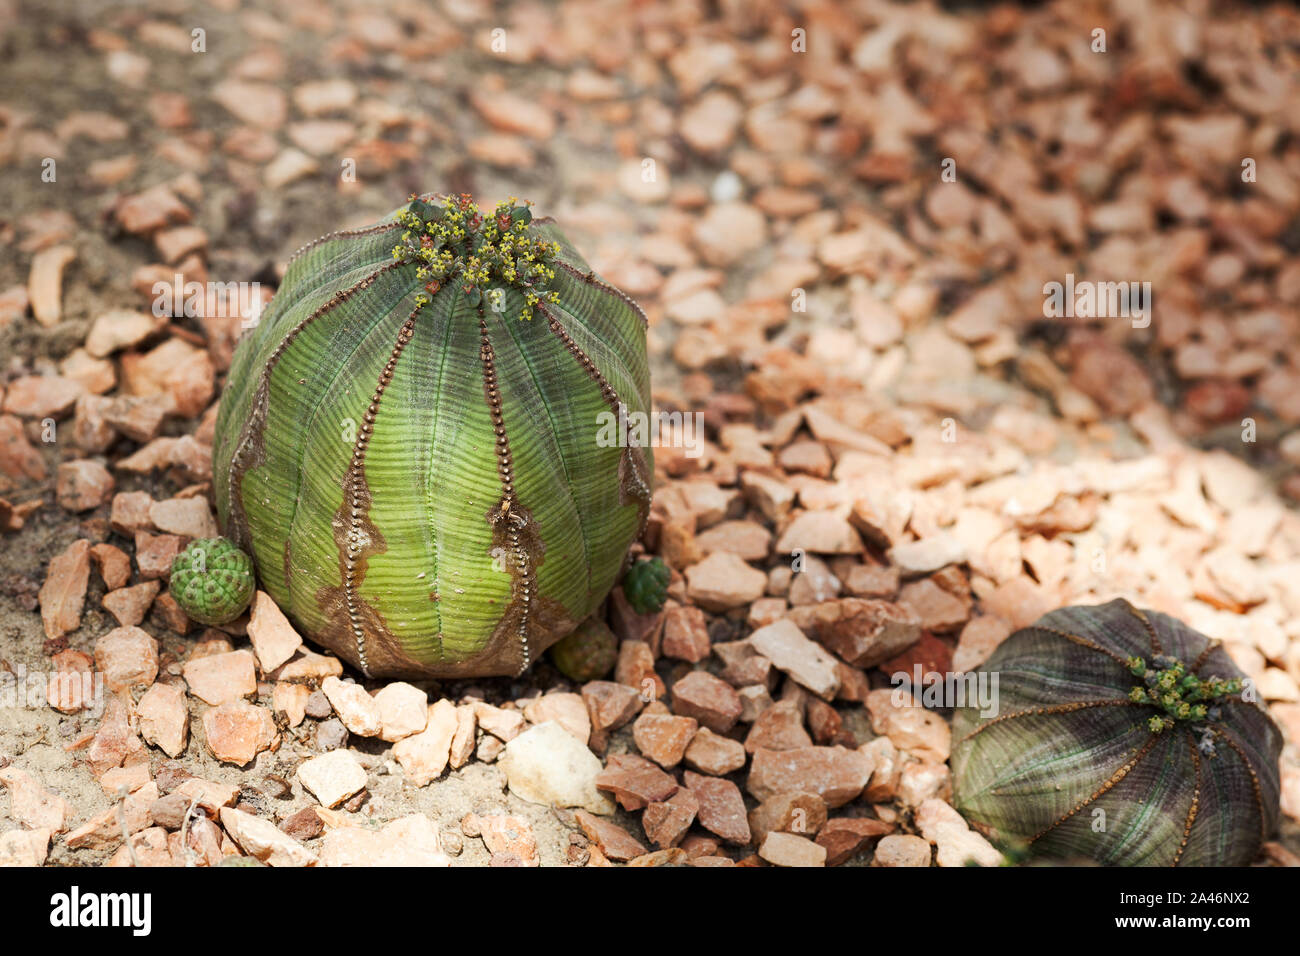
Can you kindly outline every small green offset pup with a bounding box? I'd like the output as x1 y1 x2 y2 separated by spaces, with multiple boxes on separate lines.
621 556 670 615
169 537 255 626
213 194 653 678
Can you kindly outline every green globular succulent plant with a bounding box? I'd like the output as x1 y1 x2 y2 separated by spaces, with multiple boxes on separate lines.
549 616 619 682
952 599 1281 866
621 556 669 614
212 194 653 678
169 537 255 626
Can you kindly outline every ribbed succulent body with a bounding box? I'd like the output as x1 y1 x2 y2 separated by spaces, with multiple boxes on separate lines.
212 194 652 678
952 599 1281 866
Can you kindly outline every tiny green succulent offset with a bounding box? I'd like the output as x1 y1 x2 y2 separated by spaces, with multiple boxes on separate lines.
952 599 1282 866
621 556 669 615
169 537 255 626
213 194 652 678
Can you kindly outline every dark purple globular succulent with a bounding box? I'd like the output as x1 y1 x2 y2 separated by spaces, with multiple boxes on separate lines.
952 599 1281 866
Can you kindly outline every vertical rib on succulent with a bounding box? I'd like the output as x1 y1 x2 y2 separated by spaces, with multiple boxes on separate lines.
339 301 424 675
540 302 652 538
1217 731 1271 844
225 258 409 555
1129 603 1164 656
1033 622 1132 667
554 259 650 329
959 698 1136 743
1170 739 1201 867
478 310 534 675
1027 730 1163 844
283 220 405 271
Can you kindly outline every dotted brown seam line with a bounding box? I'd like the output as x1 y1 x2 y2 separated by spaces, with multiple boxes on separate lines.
1216 728 1270 846
1123 601 1164 658
1189 639 1221 674
490 309 595 605
479 311 536 676
539 302 653 538
283 220 404 272
960 698 1139 743
1171 735 1202 867
340 301 424 676
226 259 409 552
1029 730 1163 846
1033 624 1133 668
554 259 650 330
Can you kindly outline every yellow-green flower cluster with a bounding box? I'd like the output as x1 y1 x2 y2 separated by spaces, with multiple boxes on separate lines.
390 194 562 320
1126 654 1243 731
